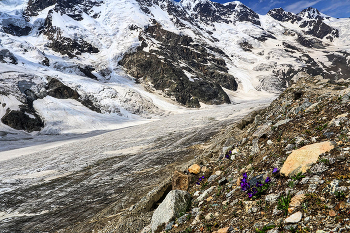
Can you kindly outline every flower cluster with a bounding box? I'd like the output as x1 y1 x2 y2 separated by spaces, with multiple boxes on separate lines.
240 173 271 199
196 176 205 185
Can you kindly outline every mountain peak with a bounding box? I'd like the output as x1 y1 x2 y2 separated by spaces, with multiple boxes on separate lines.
298 7 329 20
180 0 212 10
267 7 301 23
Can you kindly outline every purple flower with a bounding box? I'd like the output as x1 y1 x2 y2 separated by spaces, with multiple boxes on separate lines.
265 177 271 183
196 182 200 185
202 176 205 179
248 191 253 198
225 154 230 159
240 180 250 191
199 178 202 181
273 168 279 173
243 173 247 179
229 151 232 154
256 181 262 187
252 188 257 195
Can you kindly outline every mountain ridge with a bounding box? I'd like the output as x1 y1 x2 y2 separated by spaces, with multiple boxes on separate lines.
0 0 349 135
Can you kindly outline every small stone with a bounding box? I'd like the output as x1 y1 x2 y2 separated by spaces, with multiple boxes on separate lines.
172 171 189 191
208 175 218 182
188 164 201 174
205 213 212 220
215 170 222 176
285 144 295 151
267 140 273 145
222 200 228 205
214 212 220 217
206 196 213 202
193 191 200 196
176 215 188 225
284 224 298 231
329 209 337 217
316 230 326 233
201 166 207 173
272 206 282 216
284 211 302 223
226 189 236 198
249 174 263 187
265 194 280 203
191 208 200 216
243 201 256 212
289 194 306 207
165 221 174 231
197 186 215 201
304 216 310 223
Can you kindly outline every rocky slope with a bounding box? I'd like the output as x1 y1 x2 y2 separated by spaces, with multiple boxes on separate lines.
0 0 350 135
133 72 350 233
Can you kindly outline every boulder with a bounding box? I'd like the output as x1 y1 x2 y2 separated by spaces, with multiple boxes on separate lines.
280 141 335 176
172 171 189 191
151 190 191 232
188 164 201 174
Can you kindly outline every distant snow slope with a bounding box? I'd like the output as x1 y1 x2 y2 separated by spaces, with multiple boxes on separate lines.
0 0 349 135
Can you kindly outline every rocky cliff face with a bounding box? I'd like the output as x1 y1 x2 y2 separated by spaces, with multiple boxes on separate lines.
119 24 236 107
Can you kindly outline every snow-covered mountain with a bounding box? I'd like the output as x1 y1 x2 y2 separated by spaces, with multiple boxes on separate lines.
0 0 349 135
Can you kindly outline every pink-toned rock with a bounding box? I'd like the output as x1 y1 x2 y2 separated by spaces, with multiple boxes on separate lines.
284 211 302 223
289 194 306 207
329 210 337 217
280 141 335 176
213 227 229 233
188 164 201 174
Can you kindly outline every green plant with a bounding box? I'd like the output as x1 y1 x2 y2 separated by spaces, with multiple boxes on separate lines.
288 180 295 188
318 158 329 164
201 182 208 190
291 172 305 181
289 225 299 233
255 224 276 233
277 192 292 216
302 202 308 211
183 227 193 233
316 123 328 131
205 223 212 231
334 191 346 200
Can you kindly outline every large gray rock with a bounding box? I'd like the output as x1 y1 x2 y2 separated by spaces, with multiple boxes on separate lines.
151 190 191 232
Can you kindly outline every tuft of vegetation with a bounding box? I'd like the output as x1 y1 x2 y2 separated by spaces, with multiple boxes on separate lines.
291 172 305 181
255 224 276 233
277 193 292 216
